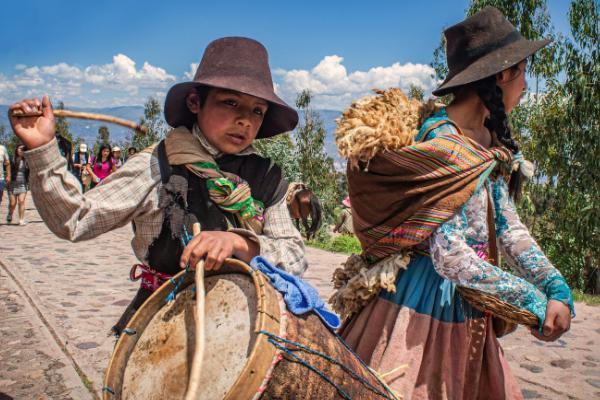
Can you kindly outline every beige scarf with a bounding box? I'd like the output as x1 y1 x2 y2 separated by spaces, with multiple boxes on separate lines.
163 125 265 233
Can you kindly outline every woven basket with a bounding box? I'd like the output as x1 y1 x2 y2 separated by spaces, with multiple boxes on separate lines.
457 286 538 327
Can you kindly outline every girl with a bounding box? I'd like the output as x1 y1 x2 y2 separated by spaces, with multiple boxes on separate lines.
338 7 573 399
87 144 116 188
7 145 30 225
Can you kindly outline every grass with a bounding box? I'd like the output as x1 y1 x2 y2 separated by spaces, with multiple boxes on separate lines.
572 290 600 306
306 234 362 255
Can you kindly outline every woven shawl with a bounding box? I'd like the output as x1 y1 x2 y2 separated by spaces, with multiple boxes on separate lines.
348 121 512 262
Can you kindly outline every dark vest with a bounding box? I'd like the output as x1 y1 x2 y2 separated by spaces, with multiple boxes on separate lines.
112 140 288 336
147 140 288 275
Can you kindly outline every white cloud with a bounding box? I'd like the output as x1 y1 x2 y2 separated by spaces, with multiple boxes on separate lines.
41 63 82 79
184 63 198 80
275 55 438 110
83 54 175 87
2 53 437 110
1 54 177 107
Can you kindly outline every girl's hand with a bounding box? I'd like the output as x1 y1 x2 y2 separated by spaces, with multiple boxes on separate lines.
180 231 259 271
530 300 571 342
8 95 56 149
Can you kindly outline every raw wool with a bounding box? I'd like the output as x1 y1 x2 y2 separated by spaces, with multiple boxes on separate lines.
331 87 438 319
329 252 411 321
335 88 439 168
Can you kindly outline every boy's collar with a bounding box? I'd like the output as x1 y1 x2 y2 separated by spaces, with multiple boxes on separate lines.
192 124 256 158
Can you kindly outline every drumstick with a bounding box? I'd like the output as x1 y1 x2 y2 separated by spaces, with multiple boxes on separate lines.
185 223 206 400
10 108 148 135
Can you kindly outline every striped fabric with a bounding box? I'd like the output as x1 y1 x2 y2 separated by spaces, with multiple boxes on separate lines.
348 126 512 262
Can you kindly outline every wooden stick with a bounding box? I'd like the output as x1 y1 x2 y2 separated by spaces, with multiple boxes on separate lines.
10 109 148 134
185 223 206 400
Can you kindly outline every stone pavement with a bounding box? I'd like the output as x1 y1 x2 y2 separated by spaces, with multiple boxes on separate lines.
0 196 599 399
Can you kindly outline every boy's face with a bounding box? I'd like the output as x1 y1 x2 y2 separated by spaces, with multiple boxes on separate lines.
187 88 269 154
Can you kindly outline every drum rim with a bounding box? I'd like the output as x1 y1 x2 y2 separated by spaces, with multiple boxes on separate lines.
103 258 283 399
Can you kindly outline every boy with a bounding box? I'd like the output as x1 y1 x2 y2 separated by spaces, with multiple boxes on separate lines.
9 37 307 334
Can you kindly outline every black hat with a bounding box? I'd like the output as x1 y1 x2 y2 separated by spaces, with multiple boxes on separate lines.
433 6 550 96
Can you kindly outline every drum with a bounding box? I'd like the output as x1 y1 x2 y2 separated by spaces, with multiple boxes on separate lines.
103 259 397 399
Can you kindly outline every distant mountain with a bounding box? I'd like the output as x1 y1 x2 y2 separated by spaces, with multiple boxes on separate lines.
0 105 342 162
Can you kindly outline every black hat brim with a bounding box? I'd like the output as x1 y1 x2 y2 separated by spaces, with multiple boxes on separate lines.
164 78 299 139
433 38 550 96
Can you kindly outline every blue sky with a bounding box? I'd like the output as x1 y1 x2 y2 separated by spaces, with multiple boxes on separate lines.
0 0 571 109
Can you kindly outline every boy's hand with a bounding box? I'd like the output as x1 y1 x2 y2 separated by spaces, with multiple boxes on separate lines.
180 231 259 271
8 95 56 149
530 300 571 342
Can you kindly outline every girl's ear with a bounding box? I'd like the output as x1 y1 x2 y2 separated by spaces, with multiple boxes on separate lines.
186 92 201 114
497 64 522 84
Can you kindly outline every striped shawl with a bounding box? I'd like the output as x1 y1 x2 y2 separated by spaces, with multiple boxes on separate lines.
349 120 512 262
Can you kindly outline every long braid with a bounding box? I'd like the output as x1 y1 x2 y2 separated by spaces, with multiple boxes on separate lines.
476 75 523 200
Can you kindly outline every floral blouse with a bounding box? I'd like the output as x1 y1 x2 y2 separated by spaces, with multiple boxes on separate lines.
420 109 574 326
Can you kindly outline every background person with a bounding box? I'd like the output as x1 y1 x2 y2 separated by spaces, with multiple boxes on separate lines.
87 144 116 188
127 147 137 157
73 143 91 191
333 196 354 235
112 146 124 169
0 143 9 210
7 145 29 225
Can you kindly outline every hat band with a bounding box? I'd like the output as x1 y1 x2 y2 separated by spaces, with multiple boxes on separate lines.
451 30 523 72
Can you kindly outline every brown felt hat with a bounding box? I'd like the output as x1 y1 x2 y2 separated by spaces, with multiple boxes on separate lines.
164 37 298 138
433 6 550 96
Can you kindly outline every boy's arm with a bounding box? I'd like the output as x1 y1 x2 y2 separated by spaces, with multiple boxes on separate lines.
230 196 307 277
25 139 160 241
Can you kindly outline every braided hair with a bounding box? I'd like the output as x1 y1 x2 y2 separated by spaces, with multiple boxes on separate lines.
473 74 523 201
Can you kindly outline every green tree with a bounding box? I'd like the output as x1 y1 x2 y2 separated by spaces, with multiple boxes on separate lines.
54 101 73 142
407 84 425 101
93 125 111 155
127 97 167 151
520 0 599 289
431 1 560 82
0 124 21 154
253 132 300 182
294 90 340 223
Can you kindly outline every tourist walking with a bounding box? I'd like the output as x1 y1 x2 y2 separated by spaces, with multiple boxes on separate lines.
112 146 124 169
88 144 116 189
0 143 9 209
73 143 91 191
7 145 30 225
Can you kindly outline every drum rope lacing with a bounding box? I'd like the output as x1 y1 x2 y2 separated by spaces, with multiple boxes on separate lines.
163 226 195 303
258 330 398 400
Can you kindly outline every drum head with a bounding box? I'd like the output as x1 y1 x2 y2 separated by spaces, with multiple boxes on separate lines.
121 273 258 399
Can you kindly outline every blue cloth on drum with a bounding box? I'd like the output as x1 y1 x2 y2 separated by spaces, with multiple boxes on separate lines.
250 256 341 330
